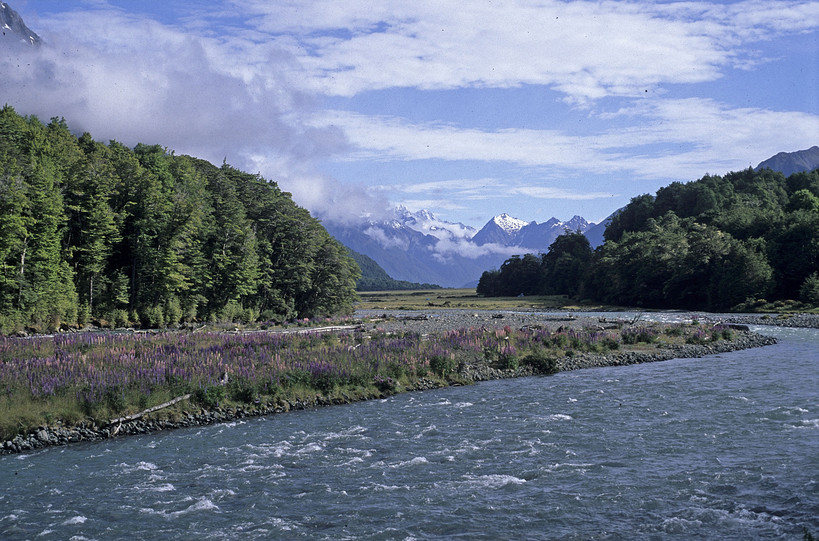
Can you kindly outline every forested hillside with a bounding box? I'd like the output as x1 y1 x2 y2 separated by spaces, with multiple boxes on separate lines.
0 105 360 332
478 167 819 311
348 250 441 291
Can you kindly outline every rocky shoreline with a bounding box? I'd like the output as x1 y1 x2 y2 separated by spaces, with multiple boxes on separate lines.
719 313 819 329
2 312 779 455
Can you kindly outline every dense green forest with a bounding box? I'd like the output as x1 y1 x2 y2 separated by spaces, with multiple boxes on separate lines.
478 167 819 311
0 105 360 333
348 249 441 291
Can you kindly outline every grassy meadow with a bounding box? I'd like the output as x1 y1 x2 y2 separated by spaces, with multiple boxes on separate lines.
355 288 623 312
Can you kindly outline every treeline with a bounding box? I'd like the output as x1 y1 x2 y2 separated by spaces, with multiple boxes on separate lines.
0 105 360 332
348 249 442 291
478 167 819 311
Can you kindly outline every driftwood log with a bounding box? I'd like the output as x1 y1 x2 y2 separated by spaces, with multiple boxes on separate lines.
108 394 192 427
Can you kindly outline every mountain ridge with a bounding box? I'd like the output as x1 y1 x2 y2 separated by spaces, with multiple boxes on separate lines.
324 209 597 288
1 2 40 46
755 145 819 177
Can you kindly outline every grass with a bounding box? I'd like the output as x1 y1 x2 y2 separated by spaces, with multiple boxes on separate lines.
357 288 819 314
355 288 624 312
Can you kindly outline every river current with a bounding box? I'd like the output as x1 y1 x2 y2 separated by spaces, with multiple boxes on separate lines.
1 320 817 540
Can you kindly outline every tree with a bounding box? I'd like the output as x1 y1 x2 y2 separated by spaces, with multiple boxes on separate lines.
800 273 819 305
604 193 655 242
0 107 360 331
19 118 77 327
65 134 120 315
541 231 592 297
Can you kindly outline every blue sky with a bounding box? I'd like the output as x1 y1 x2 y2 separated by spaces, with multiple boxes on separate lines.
4 0 818 227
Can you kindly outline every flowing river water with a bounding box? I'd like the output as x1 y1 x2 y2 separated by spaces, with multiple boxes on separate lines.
1 318 817 540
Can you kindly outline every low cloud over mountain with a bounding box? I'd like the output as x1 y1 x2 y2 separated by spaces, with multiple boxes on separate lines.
324 209 596 287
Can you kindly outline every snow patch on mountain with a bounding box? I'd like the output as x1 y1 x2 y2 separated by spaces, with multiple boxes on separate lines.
492 213 530 235
394 205 476 241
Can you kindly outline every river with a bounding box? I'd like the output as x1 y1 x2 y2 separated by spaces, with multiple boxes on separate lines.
1 320 817 540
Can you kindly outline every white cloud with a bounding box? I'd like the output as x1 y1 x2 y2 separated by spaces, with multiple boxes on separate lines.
4 0 816 230
317 100 819 182
363 227 409 250
0 3 397 222
317 111 606 168
512 186 618 200
235 0 819 102
429 238 522 263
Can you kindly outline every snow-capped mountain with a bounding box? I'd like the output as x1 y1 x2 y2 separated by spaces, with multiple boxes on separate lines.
471 213 531 245
1 2 40 46
394 205 477 241
323 208 598 288
324 213 491 288
473 213 593 251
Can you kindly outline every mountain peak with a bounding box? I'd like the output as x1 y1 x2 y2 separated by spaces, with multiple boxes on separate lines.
1 2 41 46
756 146 819 177
491 213 529 234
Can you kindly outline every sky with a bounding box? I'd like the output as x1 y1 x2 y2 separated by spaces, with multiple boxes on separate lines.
3 0 818 228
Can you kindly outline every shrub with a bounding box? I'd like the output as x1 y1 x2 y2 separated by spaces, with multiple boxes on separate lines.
77 303 90 327
685 329 708 345
228 378 258 403
373 375 397 393
710 325 733 341
601 336 620 350
521 349 558 374
663 325 685 337
114 309 129 328
105 387 127 414
800 273 819 305
165 298 182 327
193 385 226 409
497 345 519 370
141 305 165 328
621 326 659 344
312 372 338 394
429 354 456 377
241 307 258 324
219 301 243 323
551 333 569 349
385 361 406 379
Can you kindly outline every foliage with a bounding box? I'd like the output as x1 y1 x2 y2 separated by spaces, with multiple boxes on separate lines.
800 272 819 305
0 106 359 330
479 166 819 311
349 249 441 291
428 354 457 378
520 349 558 374
0 319 741 438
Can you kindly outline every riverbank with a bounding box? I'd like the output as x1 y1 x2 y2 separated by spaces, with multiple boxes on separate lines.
1 312 777 455
720 312 819 329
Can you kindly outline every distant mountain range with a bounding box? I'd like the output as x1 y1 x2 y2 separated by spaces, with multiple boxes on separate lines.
324 207 597 288
330 146 818 288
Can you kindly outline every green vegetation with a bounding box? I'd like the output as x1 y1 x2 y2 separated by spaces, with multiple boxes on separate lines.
0 105 359 334
0 320 734 440
348 249 441 291
479 167 819 312
355 288 617 311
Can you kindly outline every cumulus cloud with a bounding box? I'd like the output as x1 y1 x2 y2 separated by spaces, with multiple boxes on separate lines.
0 3 391 222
